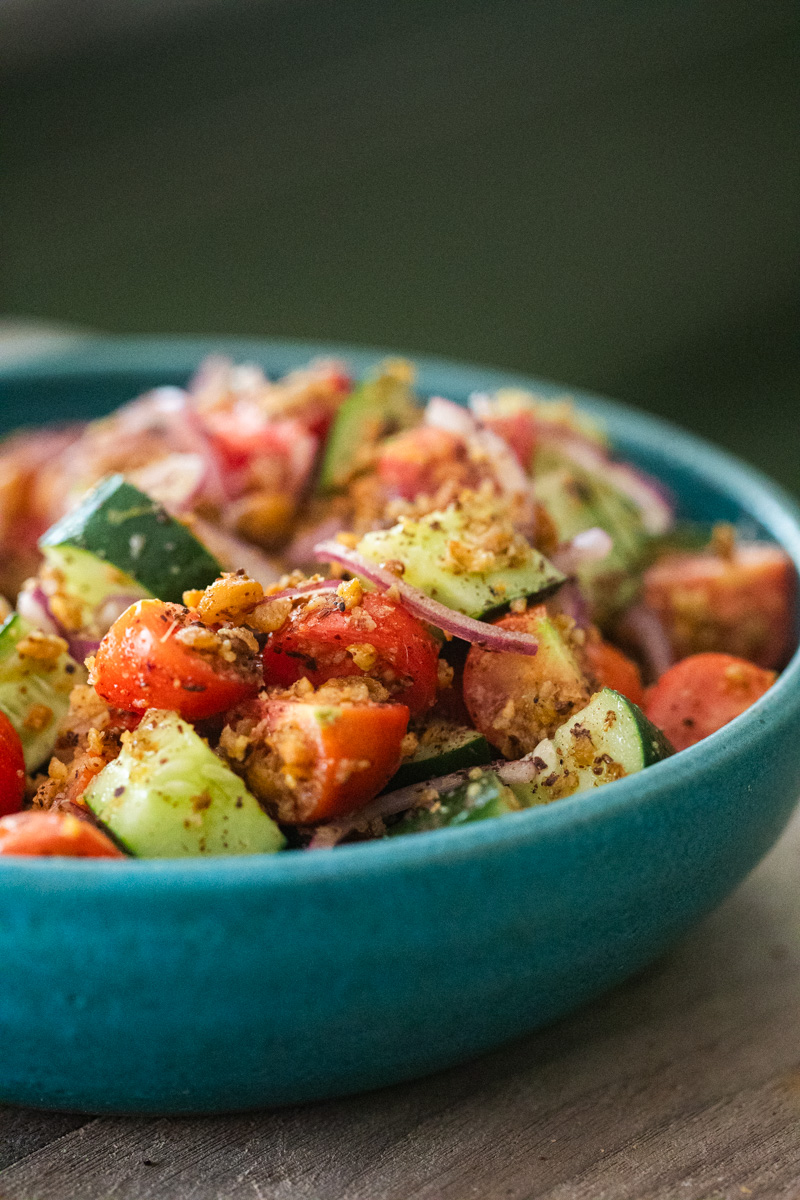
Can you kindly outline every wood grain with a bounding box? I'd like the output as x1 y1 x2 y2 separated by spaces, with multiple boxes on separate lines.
2 809 800 1200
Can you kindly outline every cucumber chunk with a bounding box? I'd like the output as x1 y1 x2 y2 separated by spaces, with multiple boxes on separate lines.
85 709 285 857
0 614 83 771
534 466 649 621
388 719 492 789
40 474 222 606
388 769 520 836
525 687 675 804
319 361 418 492
356 507 565 619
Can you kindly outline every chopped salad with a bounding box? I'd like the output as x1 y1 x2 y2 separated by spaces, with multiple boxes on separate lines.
0 358 793 858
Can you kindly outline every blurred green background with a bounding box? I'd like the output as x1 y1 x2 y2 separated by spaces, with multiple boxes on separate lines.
1 0 798 491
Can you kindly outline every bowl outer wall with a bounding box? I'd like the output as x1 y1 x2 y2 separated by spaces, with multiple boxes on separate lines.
0 336 798 1114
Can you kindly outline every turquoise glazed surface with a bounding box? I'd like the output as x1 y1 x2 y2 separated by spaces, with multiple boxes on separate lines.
0 338 798 1115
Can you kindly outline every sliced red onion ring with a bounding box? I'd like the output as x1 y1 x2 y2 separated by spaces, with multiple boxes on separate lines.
537 424 674 535
551 527 613 575
128 453 208 512
264 579 341 603
617 601 674 683
425 396 533 502
96 594 146 630
308 752 544 848
116 388 230 509
471 425 533 501
603 462 674 536
548 578 591 630
312 541 540 655
66 635 101 664
17 585 62 636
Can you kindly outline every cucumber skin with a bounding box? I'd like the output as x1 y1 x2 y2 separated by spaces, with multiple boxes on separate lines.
628 701 677 767
40 475 222 603
388 730 492 790
534 466 647 621
0 614 82 771
86 709 285 858
319 368 416 492
388 770 519 836
527 688 675 805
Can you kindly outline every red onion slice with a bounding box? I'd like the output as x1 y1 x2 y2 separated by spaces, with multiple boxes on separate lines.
425 396 533 502
548 578 591 630
603 462 674 536
191 519 285 588
66 635 101 664
307 751 544 848
537 424 674 535
312 541 540 655
17 585 62 636
617 601 674 683
264 579 341 603
551 527 613 575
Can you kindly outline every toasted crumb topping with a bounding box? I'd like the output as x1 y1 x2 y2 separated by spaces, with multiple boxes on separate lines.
346 643 378 671
195 571 265 625
336 577 363 610
16 629 68 663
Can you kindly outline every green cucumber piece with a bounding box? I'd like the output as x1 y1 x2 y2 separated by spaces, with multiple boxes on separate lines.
40 474 222 605
534 466 648 621
0 614 83 771
526 687 675 805
319 362 418 492
356 507 565 619
39 546 152 635
85 709 285 857
388 720 492 789
388 769 520 836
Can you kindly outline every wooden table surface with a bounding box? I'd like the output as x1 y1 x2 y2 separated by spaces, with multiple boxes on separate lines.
0 804 798 1200
1 328 799 1198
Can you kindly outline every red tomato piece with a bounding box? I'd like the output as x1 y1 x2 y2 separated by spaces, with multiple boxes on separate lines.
0 711 26 817
643 543 795 670
247 695 410 823
376 426 473 500
93 599 261 720
482 411 538 471
261 592 439 717
584 639 645 709
462 607 593 757
0 811 125 857
644 652 776 751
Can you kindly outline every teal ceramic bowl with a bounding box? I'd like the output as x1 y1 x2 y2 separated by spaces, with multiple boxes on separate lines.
0 337 798 1115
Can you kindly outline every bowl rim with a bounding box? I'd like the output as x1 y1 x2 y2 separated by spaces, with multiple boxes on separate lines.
1 333 798 888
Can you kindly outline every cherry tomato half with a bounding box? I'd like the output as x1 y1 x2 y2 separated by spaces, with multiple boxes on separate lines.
0 710 26 818
93 599 261 720
0 811 125 857
584 638 645 709
261 591 439 717
643 543 795 670
644 652 776 751
247 695 410 823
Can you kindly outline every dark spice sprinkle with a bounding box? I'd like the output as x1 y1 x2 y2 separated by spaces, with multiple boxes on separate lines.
113 786 125 796
182 682 207 692
65 663 76 674
532 756 548 770
543 772 559 787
